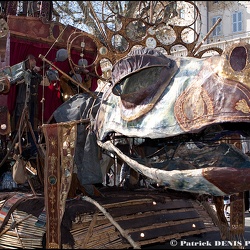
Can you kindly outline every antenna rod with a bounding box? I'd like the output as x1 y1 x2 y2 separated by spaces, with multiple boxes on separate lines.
192 17 222 56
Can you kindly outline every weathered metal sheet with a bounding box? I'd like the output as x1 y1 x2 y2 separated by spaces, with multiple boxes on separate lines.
95 42 250 196
95 42 250 141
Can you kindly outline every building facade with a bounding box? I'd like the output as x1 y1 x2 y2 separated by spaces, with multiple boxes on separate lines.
174 1 250 57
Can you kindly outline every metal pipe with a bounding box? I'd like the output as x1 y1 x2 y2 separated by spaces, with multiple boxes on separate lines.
193 17 222 56
39 54 97 99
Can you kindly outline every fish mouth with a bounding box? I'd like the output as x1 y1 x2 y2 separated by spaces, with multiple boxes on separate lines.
98 129 250 196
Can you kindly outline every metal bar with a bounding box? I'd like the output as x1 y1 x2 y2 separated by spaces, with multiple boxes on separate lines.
192 17 222 56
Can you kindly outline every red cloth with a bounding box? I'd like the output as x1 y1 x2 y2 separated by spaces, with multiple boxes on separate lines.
38 82 62 123
7 37 99 124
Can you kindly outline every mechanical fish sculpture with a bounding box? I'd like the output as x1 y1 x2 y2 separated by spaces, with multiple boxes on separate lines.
94 41 250 196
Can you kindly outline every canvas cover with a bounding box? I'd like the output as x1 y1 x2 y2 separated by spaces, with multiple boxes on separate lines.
53 92 103 185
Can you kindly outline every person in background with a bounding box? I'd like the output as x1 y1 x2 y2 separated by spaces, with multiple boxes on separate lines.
245 190 250 213
241 135 250 213
223 195 230 218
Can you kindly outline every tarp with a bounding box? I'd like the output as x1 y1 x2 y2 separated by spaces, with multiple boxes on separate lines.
53 92 103 185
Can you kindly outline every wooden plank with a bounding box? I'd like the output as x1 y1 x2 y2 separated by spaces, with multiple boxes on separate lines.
128 221 206 241
116 210 201 229
107 199 194 217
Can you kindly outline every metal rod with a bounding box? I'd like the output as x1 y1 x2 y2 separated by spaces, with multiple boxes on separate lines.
192 17 222 56
44 25 68 58
39 54 97 99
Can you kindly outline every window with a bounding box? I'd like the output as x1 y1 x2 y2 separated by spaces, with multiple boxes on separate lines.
233 12 243 33
212 16 222 36
179 9 185 19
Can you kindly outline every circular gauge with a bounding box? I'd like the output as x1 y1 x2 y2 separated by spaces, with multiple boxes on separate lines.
146 37 157 49
147 27 156 36
48 175 57 185
126 20 147 42
99 46 108 55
